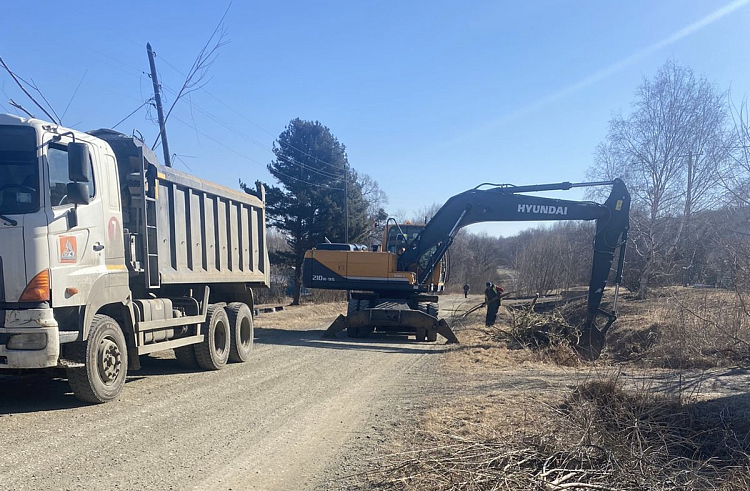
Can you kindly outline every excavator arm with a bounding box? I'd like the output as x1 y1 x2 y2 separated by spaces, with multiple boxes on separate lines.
397 179 630 358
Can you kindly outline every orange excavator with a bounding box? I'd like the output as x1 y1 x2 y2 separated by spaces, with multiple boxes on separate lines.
303 179 630 359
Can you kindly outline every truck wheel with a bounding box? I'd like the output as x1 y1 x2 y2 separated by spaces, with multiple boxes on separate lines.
346 298 359 317
174 345 199 369
66 314 128 404
427 303 439 318
227 302 254 363
195 305 230 370
426 303 439 342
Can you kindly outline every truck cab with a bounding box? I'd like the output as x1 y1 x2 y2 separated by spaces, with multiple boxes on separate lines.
0 114 126 370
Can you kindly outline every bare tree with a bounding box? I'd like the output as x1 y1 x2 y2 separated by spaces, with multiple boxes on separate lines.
589 61 728 299
723 95 750 204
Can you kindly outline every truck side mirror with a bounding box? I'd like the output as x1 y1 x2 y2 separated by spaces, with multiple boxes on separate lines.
67 182 91 205
68 142 91 183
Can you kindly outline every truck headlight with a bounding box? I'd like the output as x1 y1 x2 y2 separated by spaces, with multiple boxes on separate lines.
6 333 48 350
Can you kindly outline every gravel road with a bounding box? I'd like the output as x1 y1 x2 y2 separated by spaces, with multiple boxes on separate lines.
0 307 446 490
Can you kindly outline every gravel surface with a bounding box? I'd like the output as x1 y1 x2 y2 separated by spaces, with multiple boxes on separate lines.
0 307 447 490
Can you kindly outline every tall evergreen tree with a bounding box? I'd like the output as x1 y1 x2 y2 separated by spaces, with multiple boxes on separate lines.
246 118 386 304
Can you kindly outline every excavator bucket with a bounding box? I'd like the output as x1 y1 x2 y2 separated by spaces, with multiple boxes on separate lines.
575 315 615 360
576 326 605 360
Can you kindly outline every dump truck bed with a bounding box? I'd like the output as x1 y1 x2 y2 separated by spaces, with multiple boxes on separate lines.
153 165 269 285
89 129 270 290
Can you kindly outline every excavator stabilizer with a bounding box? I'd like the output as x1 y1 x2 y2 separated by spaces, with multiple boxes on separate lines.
436 318 459 344
323 315 348 338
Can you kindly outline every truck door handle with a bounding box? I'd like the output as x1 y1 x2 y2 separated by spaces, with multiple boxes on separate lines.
93 242 105 252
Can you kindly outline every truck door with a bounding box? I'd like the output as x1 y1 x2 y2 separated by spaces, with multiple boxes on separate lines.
44 135 108 309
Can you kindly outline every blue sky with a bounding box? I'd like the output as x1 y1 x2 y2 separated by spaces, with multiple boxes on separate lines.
2 0 749 236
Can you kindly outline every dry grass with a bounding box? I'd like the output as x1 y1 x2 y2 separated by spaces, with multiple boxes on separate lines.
352 289 750 490
442 299 586 369
362 372 750 491
606 287 750 368
446 287 750 369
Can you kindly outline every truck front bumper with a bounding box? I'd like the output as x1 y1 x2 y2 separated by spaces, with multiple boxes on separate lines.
0 308 59 369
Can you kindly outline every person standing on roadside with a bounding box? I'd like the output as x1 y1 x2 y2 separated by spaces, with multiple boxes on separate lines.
484 281 504 326
463 283 470 298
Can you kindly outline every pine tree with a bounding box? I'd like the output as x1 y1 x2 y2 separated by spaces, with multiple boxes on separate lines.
246 118 386 304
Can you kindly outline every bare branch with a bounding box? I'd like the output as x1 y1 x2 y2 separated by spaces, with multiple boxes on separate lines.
152 4 231 149
9 99 34 118
0 57 59 123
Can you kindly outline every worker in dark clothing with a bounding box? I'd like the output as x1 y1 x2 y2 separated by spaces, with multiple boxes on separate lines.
463 283 470 298
484 281 504 326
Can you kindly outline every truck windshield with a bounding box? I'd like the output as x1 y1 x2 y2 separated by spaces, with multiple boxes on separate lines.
0 126 38 214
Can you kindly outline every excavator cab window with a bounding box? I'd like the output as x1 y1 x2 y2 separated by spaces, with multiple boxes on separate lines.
385 225 423 254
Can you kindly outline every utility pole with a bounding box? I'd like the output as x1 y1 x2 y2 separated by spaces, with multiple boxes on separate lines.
146 43 172 167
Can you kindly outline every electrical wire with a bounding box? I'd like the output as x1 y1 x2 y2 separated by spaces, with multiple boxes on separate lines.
112 99 154 130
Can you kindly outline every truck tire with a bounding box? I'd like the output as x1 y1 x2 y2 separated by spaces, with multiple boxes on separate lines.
346 299 370 338
346 298 359 316
426 303 439 342
427 303 439 318
227 302 254 363
195 305 230 370
174 345 199 369
66 314 128 404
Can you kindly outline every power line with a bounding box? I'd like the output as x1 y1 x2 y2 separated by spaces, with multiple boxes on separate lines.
112 99 154 130
61 69 88 122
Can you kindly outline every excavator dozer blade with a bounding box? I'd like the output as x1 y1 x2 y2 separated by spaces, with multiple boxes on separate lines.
323 314 348 339
436 319 459 344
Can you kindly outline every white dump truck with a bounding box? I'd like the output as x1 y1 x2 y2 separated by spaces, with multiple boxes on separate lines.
0 114 269 402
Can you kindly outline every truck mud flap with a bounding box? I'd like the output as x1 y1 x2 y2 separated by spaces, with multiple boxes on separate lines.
323 309 459 344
